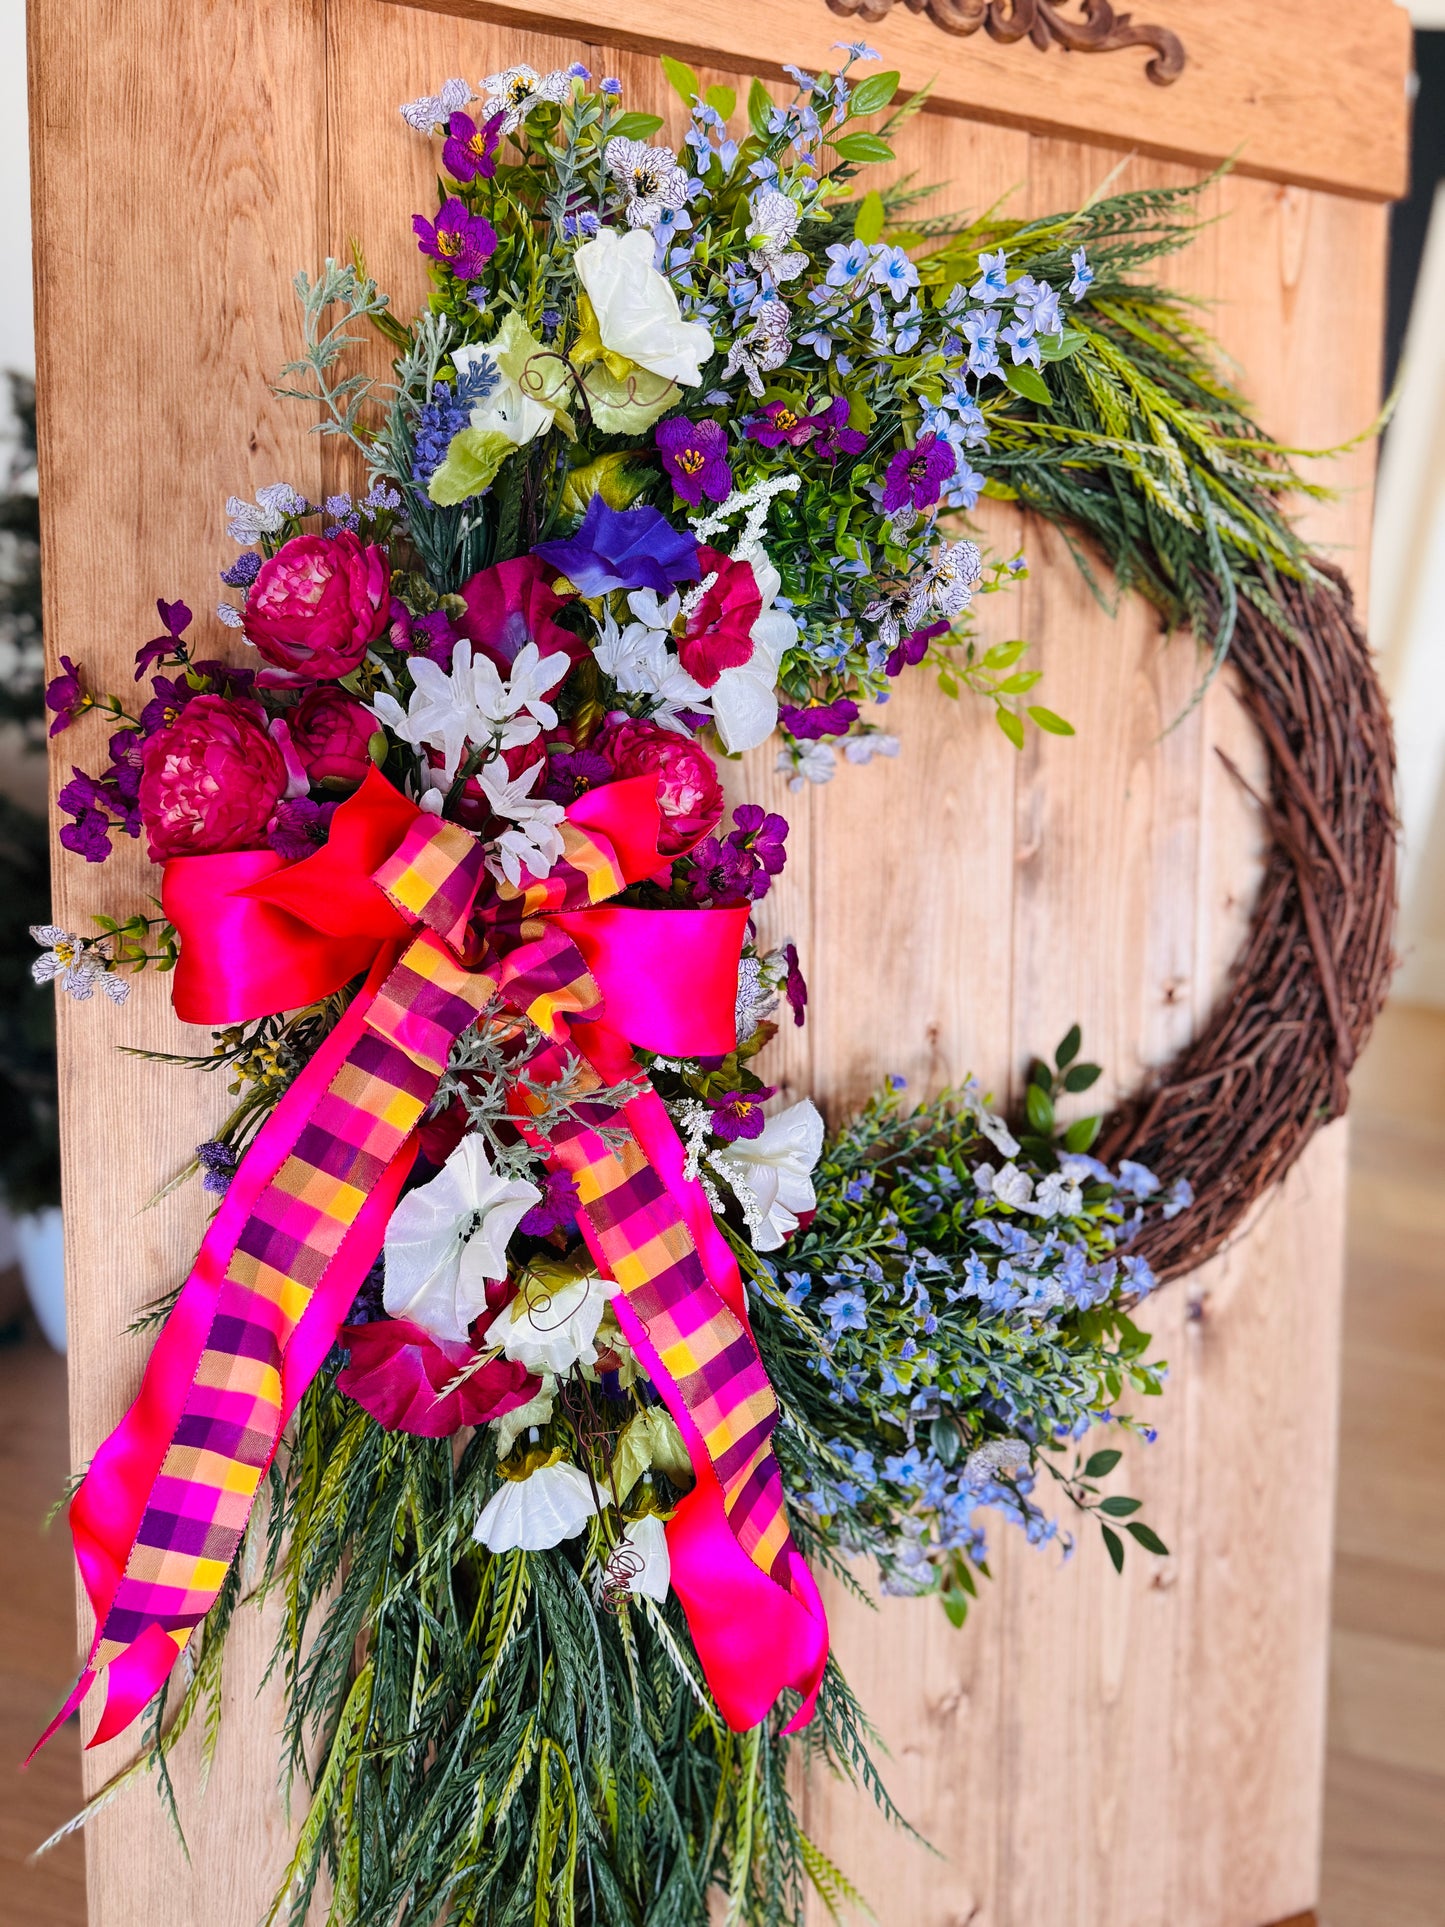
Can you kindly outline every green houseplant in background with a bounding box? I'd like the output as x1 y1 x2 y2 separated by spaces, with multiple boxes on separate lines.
0 373 63 1346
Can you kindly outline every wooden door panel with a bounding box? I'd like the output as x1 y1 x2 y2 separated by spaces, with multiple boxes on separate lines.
29 2 1397 1921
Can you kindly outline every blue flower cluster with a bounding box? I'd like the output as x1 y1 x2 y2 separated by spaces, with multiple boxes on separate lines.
410 362 500 486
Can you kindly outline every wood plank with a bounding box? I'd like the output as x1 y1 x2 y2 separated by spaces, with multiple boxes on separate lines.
29 1 329 1922
375 0 1412 202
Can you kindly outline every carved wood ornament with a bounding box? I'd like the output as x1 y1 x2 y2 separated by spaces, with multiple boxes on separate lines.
826 0 1187 85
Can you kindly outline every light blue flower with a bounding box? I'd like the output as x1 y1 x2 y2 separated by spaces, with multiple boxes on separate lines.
1117 1158 1161 1199
783 1269 812 1307
970 249 1009 300
963 308 1001 378
834 38 881 60
1121 1254 1158 1297
819 1286 869 1333
1162 1176 1194 1220
844 1176 872 1202
1069 246 1094 299
947 463 986 510
825 238 870 286
1025 281 1063 337
1000 316 1040 367
871 245 920 300
884 1446 925 1485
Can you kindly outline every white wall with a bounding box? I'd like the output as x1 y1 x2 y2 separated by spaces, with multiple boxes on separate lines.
0 0 30 379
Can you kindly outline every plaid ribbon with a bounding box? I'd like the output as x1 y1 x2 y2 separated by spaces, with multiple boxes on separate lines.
47 785 819 1750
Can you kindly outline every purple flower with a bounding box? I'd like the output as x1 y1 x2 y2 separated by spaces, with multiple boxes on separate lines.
881 434 956 516
542 745 614 805
885 617 949 678
655 416 732 507
779 697 859 740
782 940 807 1027
138 659 255 736
389 599 459 670
57 766 135 863
534 496 701 597
517 1170 582 1238
195 1139 238 1196
133 598 193 680
681 834 755 906
266 795 338 862
45 655 87 736
220 552 262 589
413 197 498 279
710 1088 775 1143
441 109 502 183
810 395 867 461
745 399 815 449
600 77 622 97
729 802 788 877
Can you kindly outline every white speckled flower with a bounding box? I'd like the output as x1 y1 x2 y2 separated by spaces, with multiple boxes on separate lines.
382 1136 541 1345
604 137 689 230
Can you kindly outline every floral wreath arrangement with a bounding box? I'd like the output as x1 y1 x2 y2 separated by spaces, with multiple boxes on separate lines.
33 47 1394 1926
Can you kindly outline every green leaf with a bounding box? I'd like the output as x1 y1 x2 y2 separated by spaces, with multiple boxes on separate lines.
981 639 1027 670
931 1416 961 1467
1101 1523 1125 1573
942 1591 969 1629
607 112 666 142
1127 1521 1170 1557
995 670 1042 695
1004 362 1052 407
1055 1024 1082 1071
1025 1083 1054 1135
995 707 1025 750
1039 327 1088 361
426 428 513 506
1063 1114 1102 1153
854 190 886 245
1028 705 1076 736
704 83 736 120
1028 1057 1052 1090
848 70 900 116
1063 1063 1102 1093
828 132 896 164
660 54 699 103
1099 1495 1142 1517
747 78 773 137
1083 1447 1122 1479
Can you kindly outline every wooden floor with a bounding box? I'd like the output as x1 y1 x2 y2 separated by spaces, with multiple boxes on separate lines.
3 1000 1443 1926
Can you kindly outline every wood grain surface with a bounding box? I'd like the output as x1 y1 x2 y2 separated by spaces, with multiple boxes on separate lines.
378 0 1413 202
28 2 1403 1922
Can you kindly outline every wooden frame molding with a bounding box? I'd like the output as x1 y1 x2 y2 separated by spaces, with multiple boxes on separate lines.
824 0 1187 88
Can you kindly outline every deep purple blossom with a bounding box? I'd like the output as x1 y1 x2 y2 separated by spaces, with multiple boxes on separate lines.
413 197 498 279
542 746 614 805
441 110 503 183
744 400 815 449
709 1089 775 1143
881 434 955 515
139 660 255 736
57 766 136 863
45 656 87 736
680 834 755 906
389 599 460 670
778 697 859 740
134 598 193 680
517 1170 582 1238
782 940 807 1027
810 395 867 461
655 416 732 507
535 496 700 597
730 802 788 878
266 795 338 861
885 617 949 678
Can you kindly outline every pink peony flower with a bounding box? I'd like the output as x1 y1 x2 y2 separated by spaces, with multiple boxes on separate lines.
336 1317 540 1438
288 685 378 789
677 545 761 689
243 531 390 680
458 555 587 674
599 714 724 854
138 694 287 861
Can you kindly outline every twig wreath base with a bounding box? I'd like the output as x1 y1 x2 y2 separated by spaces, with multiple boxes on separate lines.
1103 566 1396 1279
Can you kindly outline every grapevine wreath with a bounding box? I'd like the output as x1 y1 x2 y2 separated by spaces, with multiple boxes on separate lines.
33 49 1394 1926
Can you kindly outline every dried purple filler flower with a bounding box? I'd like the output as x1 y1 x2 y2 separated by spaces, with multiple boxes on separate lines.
196 1140 238 1196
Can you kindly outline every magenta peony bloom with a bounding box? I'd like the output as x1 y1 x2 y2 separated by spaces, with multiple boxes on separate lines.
138 694 287 861
243 531 390 680
441 109 503 184
413 196 498 280
288 685 378 789
599 715 724 854
458 554 587 673
656 416 732 507
676 546 760 689
336 1317 540 1438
